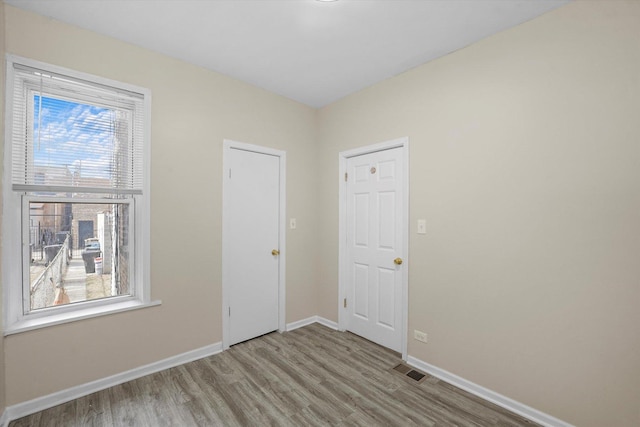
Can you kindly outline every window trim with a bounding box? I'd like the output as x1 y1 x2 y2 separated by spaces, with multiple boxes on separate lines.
3 55 157 335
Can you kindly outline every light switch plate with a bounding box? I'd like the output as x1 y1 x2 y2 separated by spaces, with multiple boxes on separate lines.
290 218 297 229
417 219 426 234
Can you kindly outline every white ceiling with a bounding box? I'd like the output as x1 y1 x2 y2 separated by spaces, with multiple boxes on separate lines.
5 0 569 108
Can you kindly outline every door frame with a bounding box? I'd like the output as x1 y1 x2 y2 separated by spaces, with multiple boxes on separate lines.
338 137 409 360
222 139 287 350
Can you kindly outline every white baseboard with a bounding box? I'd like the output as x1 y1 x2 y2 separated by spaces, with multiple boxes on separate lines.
286 316 338 332
406 356 573 427
316 316 338 330
4 342 222 424
286 316 317 331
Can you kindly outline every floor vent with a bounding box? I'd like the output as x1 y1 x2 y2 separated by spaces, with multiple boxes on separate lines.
392 363 428 384
406 370 426 382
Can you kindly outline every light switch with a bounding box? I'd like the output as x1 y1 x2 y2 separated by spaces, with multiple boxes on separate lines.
290 218 297 229
417 219 426 234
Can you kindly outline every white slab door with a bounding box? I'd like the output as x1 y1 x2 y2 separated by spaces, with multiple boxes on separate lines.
345 147 404 352
224 144 282 346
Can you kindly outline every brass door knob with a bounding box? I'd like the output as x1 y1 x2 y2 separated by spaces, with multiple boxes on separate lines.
272 249 280 256
394 258 403 265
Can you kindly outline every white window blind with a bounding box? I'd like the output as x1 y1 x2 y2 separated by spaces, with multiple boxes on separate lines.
9 63 145 195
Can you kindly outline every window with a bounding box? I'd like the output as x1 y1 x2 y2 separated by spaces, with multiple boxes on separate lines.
3 56 154 333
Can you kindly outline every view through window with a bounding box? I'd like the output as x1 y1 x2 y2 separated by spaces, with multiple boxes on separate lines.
25 93 134 311
29 201 130 310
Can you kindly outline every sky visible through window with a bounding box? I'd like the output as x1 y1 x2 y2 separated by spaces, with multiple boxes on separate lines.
33 95 116 180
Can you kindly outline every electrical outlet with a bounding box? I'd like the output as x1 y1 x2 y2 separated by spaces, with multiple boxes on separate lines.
414 330 428 343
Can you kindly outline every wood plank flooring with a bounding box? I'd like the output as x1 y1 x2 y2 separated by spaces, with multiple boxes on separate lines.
10 323 538 426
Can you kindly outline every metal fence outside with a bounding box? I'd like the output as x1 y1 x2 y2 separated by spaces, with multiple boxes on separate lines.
31 235 70 309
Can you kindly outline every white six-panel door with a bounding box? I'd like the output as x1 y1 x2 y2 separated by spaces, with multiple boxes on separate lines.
224 146 281 346
345 147 404 352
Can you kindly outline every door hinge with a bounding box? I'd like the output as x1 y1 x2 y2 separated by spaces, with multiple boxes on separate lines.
344 172 348 182
343 298 347 308
228 306 231 317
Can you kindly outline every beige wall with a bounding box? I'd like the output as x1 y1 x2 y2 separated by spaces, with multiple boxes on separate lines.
2 4 318 405
317 1 640 426
0 0 6 417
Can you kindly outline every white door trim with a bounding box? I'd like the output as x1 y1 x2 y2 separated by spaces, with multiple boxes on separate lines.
222 139 286 350
338 137 409 360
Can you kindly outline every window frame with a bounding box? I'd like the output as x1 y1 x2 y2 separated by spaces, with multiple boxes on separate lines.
3 55 157 335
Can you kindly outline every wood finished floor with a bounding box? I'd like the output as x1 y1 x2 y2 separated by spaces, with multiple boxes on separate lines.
10 324 538 426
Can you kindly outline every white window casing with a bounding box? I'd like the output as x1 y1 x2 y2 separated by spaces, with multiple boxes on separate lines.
3 55 158 334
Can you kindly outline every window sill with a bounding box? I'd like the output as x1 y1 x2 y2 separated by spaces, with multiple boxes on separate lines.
4 299 162 336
